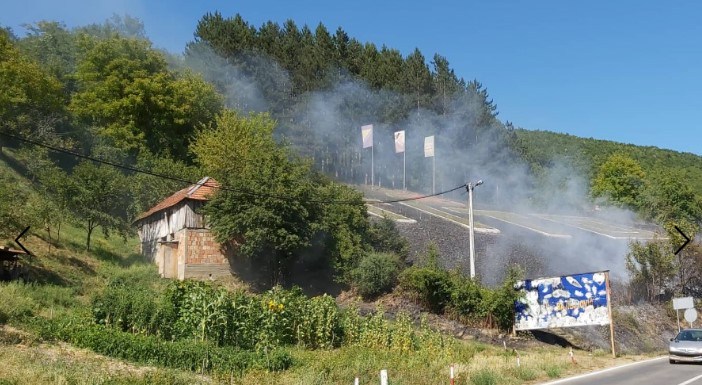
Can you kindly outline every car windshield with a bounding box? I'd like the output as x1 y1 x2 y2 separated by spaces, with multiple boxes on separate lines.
676 331 702 341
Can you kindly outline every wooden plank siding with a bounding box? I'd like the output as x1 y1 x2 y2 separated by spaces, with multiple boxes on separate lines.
137 201 208 261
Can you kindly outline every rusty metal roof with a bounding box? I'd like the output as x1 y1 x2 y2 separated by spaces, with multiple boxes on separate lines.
134 177 219 223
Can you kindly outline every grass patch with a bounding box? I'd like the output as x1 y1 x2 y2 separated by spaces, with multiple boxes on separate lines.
512 366 538 381
471 370 500 385
0 342 211 385
543 364 563 378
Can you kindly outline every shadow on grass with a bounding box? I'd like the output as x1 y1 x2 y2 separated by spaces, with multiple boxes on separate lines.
51 253 97 277
92 246 148 268
24 263 70 286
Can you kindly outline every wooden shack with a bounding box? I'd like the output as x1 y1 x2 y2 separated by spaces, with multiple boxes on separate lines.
0 246 27 281
134 177 231 280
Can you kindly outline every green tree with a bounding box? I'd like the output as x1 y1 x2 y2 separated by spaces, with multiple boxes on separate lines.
0 170 32 241
640 169 702 226
0 29 64 141
401 48 433 111
16 146 73 245
431 54 461 115
190 110 279 179
591 153 646 208
193 111 319 284
79 14 147 40
70 35 222 159
67 161 130 250
17 21 79 95
313 181 369 281
368 216 409 259
626 239 676 302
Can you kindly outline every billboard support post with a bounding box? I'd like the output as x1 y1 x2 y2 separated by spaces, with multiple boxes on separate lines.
605 270 616 358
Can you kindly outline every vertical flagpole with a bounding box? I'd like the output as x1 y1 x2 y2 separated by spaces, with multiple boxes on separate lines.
403 151 406 190
432 154 435 194
371 144 374 187
468 185 475 278
605 270 616 358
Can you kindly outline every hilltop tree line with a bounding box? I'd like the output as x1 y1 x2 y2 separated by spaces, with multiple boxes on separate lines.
185 12 514 192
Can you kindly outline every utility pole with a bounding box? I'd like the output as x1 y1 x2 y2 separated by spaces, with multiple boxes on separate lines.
467 180 483 279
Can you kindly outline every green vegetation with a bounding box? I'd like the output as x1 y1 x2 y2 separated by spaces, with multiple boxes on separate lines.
399 245 523 331
0 10 698 384
33 317 291 375
351 252 403 299
513 130 702 229
592 153 646 209
0 179 653 385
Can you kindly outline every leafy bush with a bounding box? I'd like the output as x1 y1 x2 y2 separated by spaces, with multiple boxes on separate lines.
398 266 453 313
351 252 403 299
399 263 523 330
368 217 409 259
479 266 523 330
449 275 484 318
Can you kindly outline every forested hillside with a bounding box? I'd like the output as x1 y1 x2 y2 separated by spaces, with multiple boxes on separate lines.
512 129 702 228
183 12 519 193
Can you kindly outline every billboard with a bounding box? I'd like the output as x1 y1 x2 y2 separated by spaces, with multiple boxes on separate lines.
514 271 610 330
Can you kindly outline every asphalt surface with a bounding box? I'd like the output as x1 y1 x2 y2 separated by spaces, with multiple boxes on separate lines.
362 186 639 285
540 357 702 385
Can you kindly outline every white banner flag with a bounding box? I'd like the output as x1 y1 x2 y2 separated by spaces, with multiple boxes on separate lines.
361 124 373 148
424 135 434 157
394 130 405 153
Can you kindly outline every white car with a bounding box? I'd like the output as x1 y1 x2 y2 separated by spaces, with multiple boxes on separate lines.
669 329 702 364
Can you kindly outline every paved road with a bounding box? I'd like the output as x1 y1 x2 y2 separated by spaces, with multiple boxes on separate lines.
540 357 702 385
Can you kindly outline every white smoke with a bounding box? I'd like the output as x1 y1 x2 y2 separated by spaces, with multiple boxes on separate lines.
179 43 660 285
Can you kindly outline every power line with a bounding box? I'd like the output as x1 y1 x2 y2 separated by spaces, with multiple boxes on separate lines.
364 184 466 205
0 130 466 205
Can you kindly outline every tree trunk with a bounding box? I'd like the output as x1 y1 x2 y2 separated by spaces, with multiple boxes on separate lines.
87 221 94 251
46 225 52 255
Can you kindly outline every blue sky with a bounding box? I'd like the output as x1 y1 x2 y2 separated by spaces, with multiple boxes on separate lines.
2 0 701 155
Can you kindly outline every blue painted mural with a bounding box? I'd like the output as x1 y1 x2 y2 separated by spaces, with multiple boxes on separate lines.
514 271 611 330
